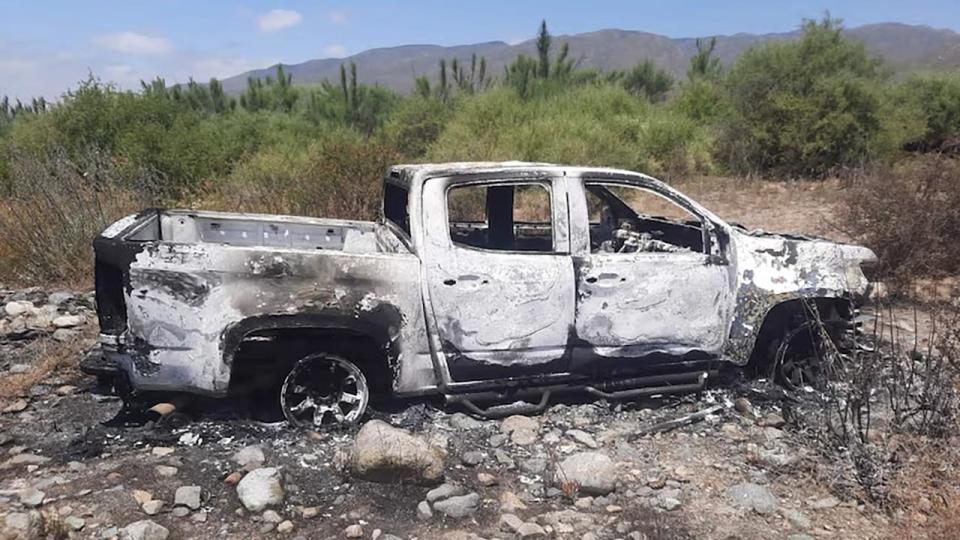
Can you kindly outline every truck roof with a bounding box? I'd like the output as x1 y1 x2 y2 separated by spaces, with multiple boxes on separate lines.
386 161 653 189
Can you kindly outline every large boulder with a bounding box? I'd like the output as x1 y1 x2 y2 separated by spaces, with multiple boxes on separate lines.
349 420 445 484
554 451 617 495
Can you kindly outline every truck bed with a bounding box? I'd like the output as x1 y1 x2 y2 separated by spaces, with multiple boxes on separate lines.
125 209 384 253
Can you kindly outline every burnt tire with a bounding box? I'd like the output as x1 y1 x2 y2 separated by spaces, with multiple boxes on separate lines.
772 316 851 391
280 353 370 429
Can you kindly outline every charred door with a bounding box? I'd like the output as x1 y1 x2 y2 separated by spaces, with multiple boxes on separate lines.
420 174 575 382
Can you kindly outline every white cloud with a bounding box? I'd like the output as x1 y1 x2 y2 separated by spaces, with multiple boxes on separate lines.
94 31 173 55
257 9 303 32
323 44 348 58
328 10 347 25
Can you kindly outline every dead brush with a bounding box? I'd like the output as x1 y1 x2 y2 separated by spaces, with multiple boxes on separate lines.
792 294 960 510
0 148 148 287
0 326 96 400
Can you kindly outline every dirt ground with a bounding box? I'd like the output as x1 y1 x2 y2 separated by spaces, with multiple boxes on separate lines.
0 179 952 540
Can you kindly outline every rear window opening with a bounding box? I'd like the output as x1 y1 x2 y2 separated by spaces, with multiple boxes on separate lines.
447 182 554 253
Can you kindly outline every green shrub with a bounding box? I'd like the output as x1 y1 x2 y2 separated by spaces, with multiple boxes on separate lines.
384 96 454 158
722 17 886 177
427 84 714 177
894 73 960 151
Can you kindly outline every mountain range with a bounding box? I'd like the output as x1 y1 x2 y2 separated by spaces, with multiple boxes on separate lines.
221 23 960 94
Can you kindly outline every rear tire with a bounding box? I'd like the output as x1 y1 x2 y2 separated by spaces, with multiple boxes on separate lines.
280 353 370 428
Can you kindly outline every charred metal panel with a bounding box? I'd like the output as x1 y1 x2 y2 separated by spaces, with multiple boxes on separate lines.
723 232 874 364
419 172 575 382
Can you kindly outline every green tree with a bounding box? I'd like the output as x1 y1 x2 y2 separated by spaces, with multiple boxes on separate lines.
723 16 885 176
610 60 674 102
688 37 722 81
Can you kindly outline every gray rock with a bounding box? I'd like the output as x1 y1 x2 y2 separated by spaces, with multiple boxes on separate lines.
4 512 29 530
155 465 178 477
781 508 812 530
520 457 547 475
461 451 484 467
488 434 507 447
47 292 75 306
809 495 840 509
8 364 31 374
432 492 481 518
4 301 33 317
174 485 201 510
555 452 617 495
52 315 82 328
233 445 266 468
449 413 484 430
65 516 85 530
142 500 164 515
517 522 548 538
501 415 538 434
237 467 284 511
171 507 190 517
658 496 682 511
18 487 44 507
734 397 753 415
511 428 538 446
759 412 786 428
566 429 599 449
416 500 432 520
426 483 464 503
119 519 170 540
349 420 444 484
726 482 779 514
499 513 524 532
262 510 283 523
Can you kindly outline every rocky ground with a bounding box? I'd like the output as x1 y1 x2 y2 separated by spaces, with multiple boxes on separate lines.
0 288 933 540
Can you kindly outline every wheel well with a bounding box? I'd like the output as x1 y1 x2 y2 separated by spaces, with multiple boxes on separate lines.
227 327 394 398
747 297 853 374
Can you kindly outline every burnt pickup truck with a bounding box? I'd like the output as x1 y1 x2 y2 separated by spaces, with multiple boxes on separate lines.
84 162 876 426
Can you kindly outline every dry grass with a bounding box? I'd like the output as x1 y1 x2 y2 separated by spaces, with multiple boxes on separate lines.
0 327 96 400
0 150 147 288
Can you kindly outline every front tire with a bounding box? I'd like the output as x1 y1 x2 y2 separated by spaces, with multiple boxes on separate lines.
280 353 370 428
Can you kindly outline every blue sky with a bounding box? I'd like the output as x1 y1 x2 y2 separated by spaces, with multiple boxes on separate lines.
2 0 959 100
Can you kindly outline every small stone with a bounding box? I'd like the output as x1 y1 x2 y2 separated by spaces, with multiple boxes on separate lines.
449 413 484 430
499 513 524 532
345 524 364 538
224 471 242 485
658 497 682 511
55 385 77 395
8 364 31 374
734 397 753 415
566 429 599 449
520 457 547 475
277 520 294 533
501 415 539 434
511 428 538 446
809 495 840 510
461 451 484 467
155 465 178 477
488 434 507 447
5 301 33 317
101 526 119 539
782 508 812 530
174 485 201 510
555 452 617 495
190 511 207 523
262 510 283 523
171 507 190 517
416 500 432 520
237 467 284 511
517 522 547 538
132 490 153 505
142 500 164 515
65 516 86 530
3 399 28 413
18 487 45 507
119 519 170 540
499 491 528 512
759 413 786 428
151 447 174 457
52 315 83 328
432 492 480 518
427 483 464 503
301 506 319 519
726 482 779 514
233 445 265 469
47 292 75 305
477 472 498 486
606 504 623 513
4 512 29 530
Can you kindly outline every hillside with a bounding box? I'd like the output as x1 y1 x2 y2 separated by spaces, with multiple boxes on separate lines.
222 22 960 93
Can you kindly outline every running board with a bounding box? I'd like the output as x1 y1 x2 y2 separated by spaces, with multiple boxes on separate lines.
444 370 713 419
